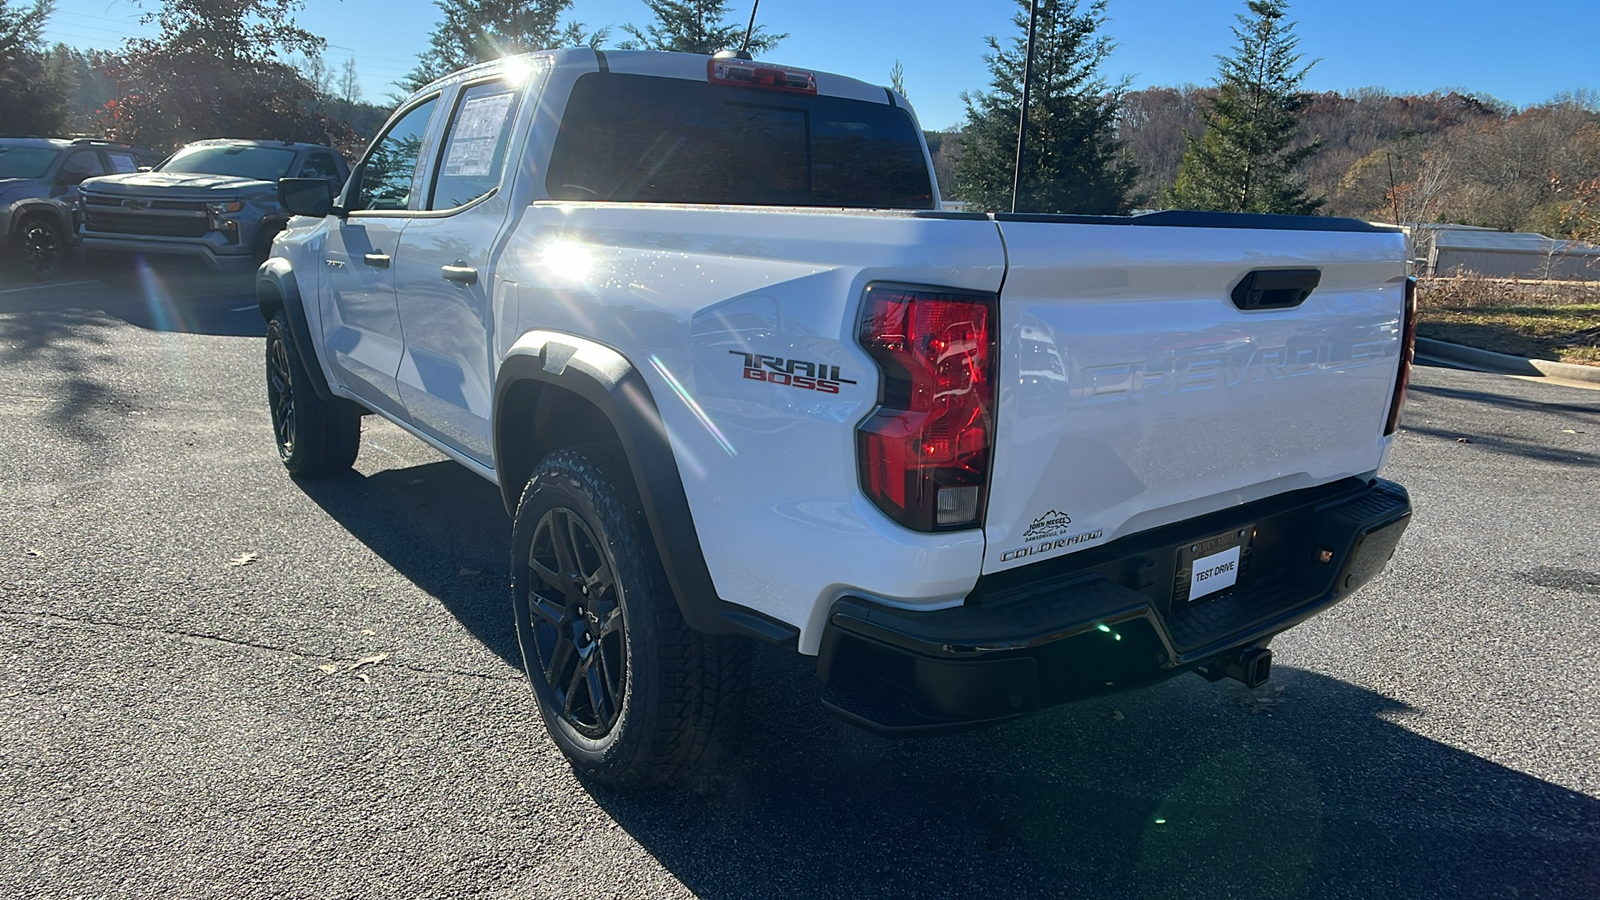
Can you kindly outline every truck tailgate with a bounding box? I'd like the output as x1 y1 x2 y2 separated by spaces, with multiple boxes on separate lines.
983 217 1409 573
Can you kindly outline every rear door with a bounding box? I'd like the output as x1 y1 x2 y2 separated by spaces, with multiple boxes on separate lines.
982 217 1409 573
393 76 524 463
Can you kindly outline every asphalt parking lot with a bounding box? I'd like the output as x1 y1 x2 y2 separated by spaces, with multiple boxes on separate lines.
2 272 1598 899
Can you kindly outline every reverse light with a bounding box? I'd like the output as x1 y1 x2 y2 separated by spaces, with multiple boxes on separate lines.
706 58 817 95
857 284 996 531
1384 276 1418 436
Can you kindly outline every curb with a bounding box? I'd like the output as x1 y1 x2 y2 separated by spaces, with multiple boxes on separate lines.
1415 337 1600 386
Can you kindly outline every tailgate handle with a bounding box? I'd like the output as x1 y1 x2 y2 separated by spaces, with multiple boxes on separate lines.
1231 268 1321 310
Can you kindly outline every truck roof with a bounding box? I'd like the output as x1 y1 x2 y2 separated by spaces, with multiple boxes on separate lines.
414 48 904 110
177 139 338 153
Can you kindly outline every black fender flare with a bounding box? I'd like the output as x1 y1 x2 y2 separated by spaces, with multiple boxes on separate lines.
256 258 345 404
494 332 798 645
7 199 72 240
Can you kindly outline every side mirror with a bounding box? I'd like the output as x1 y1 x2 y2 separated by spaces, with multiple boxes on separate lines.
278 177 335 218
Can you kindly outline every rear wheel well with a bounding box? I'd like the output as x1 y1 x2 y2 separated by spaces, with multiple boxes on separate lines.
496 380 624 512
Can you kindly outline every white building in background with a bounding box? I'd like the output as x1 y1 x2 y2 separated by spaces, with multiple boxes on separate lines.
1416 224 1600 281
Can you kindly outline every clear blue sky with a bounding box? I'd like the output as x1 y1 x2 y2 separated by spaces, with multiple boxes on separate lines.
41 0 1600 130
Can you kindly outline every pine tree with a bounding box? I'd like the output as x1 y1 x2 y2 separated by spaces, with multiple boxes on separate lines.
404 0 607 91
1169 0 1322 214
952 0 1136 214
621 1 782 56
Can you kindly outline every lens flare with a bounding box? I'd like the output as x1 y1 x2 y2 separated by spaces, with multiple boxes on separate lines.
539 240 595 283
650 355 736 458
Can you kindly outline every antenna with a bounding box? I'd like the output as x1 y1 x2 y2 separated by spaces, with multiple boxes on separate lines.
1386 151 1402 227
741 0 760 55
1011 0 1041 213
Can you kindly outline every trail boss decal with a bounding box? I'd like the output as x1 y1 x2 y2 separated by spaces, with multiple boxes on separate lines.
730 351 857 394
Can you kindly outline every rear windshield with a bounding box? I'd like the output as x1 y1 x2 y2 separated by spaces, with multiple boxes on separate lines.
0 146 60 179
546 73 934 209
160 145 299 180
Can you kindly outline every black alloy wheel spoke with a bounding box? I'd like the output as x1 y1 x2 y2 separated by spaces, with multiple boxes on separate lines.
584 654 615 728
544 632 577 686
268 341 294 447
527 504 628 737
527 589 568 628
596 639 624 714
561 662 587 719
595 605 623 638
550 511 584 591
25 226 58 274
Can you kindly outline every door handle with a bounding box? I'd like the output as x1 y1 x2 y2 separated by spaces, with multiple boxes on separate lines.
1231 268 1320 310
362 252 390 269
441 263 478 285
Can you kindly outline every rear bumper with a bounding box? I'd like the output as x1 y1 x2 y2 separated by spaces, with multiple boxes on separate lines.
817 477 1411 735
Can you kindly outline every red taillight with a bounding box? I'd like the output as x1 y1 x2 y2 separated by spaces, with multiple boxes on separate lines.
1385 276 1419 436
706 58 817 95
857 284 996 531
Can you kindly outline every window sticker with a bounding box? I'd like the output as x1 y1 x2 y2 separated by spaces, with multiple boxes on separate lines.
441 90 514 177
108 154 140 174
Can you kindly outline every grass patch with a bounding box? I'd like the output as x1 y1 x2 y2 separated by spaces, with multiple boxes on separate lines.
1416 277 1600 366
1418 305 1600 365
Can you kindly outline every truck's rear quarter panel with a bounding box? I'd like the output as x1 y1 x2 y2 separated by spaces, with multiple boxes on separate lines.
986 220 1409 573
503 205 1006 651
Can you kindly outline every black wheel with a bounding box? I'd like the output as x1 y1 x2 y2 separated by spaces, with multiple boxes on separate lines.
15 216 66 279
265 310 360 475
511 445 749 787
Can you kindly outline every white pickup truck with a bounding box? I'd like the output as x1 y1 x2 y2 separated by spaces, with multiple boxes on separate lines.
260 49 1415 785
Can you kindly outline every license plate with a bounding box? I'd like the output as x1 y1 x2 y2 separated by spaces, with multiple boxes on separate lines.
1173 526 1254 608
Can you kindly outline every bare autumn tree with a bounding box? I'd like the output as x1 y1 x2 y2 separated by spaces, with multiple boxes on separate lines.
103 0 358 152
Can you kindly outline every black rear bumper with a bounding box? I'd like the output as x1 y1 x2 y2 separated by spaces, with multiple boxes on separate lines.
817 477 1411 735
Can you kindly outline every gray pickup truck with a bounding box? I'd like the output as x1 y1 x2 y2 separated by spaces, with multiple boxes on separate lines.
78 139 348 274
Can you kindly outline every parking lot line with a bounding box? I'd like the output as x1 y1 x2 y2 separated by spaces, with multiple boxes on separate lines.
0 279 101 296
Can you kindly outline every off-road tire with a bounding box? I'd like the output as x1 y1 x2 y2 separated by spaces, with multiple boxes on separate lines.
265 311 360 475
511 444 750 787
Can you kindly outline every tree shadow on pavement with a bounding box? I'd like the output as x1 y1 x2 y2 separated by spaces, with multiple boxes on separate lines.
282 455 1599 899
0 268 264 339
1409 381 1600 421
293 459 520 668
584 653 1600 900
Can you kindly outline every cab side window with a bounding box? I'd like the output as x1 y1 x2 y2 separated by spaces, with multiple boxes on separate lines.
349 97 439 212
58 151 106 185
105 152 141 174
428 80 521 211
298 151 342 182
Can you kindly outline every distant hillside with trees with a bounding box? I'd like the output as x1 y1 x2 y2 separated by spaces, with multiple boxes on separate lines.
3 0 1597 240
